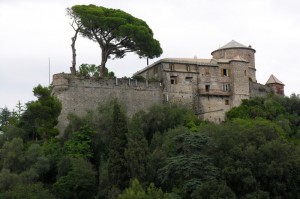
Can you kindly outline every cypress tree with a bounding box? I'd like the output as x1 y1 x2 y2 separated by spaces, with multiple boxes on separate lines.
108 102 129 198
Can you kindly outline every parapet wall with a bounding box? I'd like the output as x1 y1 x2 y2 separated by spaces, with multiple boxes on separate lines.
249 81 273 97
52 73 163 133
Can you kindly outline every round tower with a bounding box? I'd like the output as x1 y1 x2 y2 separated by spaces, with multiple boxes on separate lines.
211 40 256 68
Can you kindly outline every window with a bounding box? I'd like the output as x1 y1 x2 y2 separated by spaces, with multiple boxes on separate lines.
205 85 210 92
169 64 175 71
170 76 177 84
223 84 230 92
225 99 229 105
222 69 229 77
185 77 193 84
186 65 190 72
244 70 247 76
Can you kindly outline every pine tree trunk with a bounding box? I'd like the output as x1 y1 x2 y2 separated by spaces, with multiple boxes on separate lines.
100 50 108 77
70 28 80 74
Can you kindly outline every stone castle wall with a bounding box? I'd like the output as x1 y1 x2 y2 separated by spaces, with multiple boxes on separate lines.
52 73 163 133
212 48 256 67
249 81 273 97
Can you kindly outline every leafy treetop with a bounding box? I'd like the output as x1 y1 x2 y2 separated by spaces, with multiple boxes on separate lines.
69 4 163 76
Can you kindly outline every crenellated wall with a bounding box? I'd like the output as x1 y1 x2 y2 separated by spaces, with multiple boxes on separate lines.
52 73 163 133
249 81 273 97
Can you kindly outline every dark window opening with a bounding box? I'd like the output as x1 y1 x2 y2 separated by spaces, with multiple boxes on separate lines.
205 85 210 92
223 84 230 92
185 76 192 83
170 76 177 84
223 69 228 76
225 99 229 105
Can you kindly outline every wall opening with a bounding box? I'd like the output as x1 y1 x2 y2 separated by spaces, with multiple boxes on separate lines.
225 99 229 105
169 64 175 71
186 65 190 72
222 69 229 77
170 76 177 84
205 84 210 92
223 84 230 92
185 76 192 84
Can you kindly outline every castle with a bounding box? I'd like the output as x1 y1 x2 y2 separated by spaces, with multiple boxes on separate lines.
52 40 284 132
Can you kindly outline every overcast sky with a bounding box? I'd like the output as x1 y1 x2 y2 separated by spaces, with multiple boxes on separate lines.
1 0 299 110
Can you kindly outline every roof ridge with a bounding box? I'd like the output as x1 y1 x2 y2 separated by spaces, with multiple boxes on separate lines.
266 74 284 85
219 40 248 49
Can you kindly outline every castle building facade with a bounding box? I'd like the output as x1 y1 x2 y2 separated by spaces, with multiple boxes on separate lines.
52 40 284 132
133 40 284 122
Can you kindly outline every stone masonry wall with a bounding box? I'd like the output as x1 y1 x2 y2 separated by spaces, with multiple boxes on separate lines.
249 81 272 97
52 73 163 133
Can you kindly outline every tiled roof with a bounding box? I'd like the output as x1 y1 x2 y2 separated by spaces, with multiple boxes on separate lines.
266 74 284 85
133 58 218 76
161 58 212 64
219 40 248 49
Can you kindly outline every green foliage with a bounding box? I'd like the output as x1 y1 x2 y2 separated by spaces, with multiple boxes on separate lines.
53 157 97 199
0 183 55 199
133 75 146 82
78 63 99 78
69 4 162 76
205 119 300 198
159 131 218 198
125 114 150 183
0 138 25 173
2 92 300 199
0 169 20 192
226 94 300 139
0 107 11 129
64 126 94 159
118 178 174 199
108 101 129 197
134 104 200 145
19 85 62 140
191 180 236 199
0 126 26 147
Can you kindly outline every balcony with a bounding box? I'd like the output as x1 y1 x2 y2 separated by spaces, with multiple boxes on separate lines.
198 89 232 96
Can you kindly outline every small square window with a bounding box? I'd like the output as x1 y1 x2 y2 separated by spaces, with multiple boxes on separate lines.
222 69 229 77
185 76 192 81
205 85 210 92
223 84 230 92
170 76 177 84
225 99 229 105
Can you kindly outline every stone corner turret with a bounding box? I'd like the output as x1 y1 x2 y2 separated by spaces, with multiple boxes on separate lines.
265 74 285 96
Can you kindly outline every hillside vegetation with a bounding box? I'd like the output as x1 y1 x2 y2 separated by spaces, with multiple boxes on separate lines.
1 86 300 198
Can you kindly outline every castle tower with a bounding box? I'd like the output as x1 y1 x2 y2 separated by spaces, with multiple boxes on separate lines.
266 74 285 95
211 40 257 107
211 40 256 68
